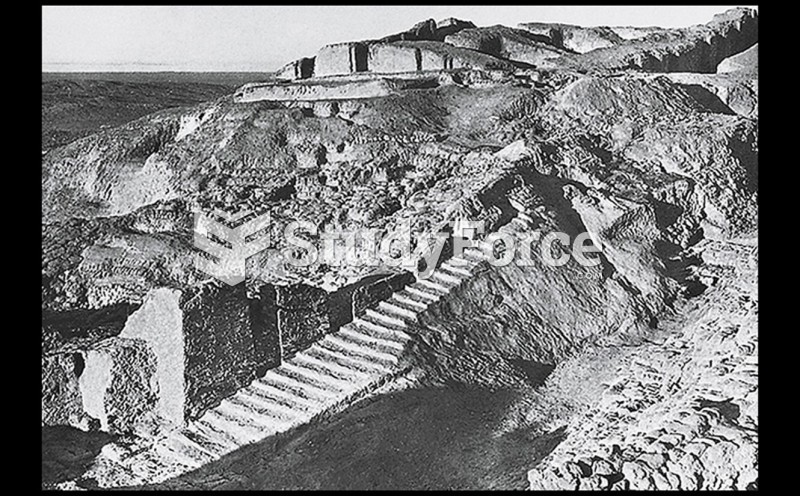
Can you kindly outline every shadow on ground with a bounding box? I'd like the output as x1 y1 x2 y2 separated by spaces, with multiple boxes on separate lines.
142 385 566 490
42 425 114 489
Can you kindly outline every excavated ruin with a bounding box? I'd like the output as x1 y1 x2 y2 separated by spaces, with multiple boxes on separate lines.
42 7 758 490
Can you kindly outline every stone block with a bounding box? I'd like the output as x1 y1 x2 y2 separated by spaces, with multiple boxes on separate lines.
278 307 329 356
180 283 257 421
78 337 159 434
42 353 86 427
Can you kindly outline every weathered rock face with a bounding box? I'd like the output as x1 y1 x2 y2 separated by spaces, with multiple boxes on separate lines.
42 109 185 222
567 187 674 304
118 288 185 427
435 17 476 39
667 72 758 119
717 42 757 74
380 17 476 43
517 22 637 54
623 116 758 240
547 8 758 73
42 353 88 428
546 75 704 133
411 215 664 389
42 337 159 435
444 25 568 66
541 74 758 242
526 238 758 490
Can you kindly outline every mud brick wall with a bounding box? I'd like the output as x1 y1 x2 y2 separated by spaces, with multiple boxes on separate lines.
80 337 159 433
420 48 454 71
42 353 87 427
42 338 160 434
352 272 416 318
181 283 259 421
276 283 330 357
327 274 386 332
252 285 281 376
315 42 368 77
276 57 316 81
369 43 421 73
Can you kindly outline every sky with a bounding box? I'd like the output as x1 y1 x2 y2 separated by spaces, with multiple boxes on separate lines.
42 6 757 72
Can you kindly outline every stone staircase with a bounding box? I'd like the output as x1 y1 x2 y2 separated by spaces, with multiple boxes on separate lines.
93 241 493 486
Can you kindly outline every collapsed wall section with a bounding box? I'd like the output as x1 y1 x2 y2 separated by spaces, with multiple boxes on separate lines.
42 338 160 434
276 57 315 81
118 288 185 427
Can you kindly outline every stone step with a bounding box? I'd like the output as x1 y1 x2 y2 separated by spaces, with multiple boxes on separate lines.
326 331 403 361
164 431 218 466
218 396 297 431
366 306 411 326
338 326 406 352
138 220 503 483
291 352 370 381
321 334 400 366
356 310 410 332
440 260 474 276
390 292 428 311
354 315 412 342
404 285 440 301
187 420 239 453
272 367 345 397
234 387 311 420
431 269 462 286
306 344 391 374
202 407 266 444
249 379 322 410
414 278 451 294
405 283 446 304
258 371 336 405
281 361 353 392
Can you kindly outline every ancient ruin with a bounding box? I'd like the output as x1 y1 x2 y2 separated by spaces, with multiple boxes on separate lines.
42 6 758 490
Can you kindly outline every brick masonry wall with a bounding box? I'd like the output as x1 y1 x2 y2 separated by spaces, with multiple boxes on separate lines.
251 284 282 376
352 272 416 318
181 283 260 421
276 283 330 357
315 43 367 77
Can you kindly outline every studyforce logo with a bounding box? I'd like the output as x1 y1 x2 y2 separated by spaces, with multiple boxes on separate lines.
193 209 273 286
194 208 602 286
